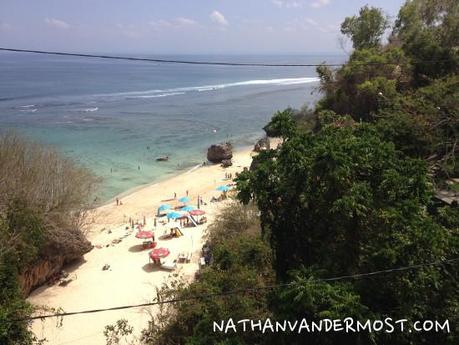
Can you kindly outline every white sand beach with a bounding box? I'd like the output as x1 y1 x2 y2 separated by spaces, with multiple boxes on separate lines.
28 145 261 345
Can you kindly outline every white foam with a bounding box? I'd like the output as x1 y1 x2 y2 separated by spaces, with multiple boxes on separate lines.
19 104 36 108
97 77 319 99
84 107 99 112
126 92 186 99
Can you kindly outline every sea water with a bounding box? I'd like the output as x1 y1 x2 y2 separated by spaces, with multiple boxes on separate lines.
0 53 344 201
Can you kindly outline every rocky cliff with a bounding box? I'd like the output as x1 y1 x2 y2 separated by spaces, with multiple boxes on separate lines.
19 227 92 296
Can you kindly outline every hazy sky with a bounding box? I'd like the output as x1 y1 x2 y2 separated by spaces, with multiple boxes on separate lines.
0 0 405 54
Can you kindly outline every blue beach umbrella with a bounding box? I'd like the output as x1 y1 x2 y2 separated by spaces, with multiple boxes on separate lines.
178 196 190 203
216 185 230 192
167 211 183 220
181 205 195 212
158 204 171 212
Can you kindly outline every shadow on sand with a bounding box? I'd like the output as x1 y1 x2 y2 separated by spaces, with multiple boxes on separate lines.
142 263 163 273
128 244 148 253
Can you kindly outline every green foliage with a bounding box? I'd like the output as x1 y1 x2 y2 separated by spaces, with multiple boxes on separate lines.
263 108 297 139
0 132 98 344
237 121 458 344
341 5 389 49
0 223 34 345
393 0 459 84
316 47 410 120
375 75 458 177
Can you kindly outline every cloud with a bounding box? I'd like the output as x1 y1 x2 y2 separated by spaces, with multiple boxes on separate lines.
272 0 302 8
175 17 197 26
310 0 330 8
45 18 70 29
150 17 198 29
210 10 228 26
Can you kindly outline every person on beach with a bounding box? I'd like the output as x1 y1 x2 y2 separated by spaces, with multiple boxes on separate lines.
186 190 189 196
116 197 119 206
174 192 177 199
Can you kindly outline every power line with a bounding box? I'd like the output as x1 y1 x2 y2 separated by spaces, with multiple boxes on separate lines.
13 257 459 323
0 47 446 67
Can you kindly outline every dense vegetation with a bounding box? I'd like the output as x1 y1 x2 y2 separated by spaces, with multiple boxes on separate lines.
134 1 457 345
0 133 97 344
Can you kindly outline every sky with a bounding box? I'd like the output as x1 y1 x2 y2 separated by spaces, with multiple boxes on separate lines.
0 0 406 55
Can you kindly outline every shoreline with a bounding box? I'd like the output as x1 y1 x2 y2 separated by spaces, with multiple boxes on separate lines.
96 143 255 208
28 140 268 345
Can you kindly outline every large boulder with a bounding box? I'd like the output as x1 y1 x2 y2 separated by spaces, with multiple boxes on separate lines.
254 137 270 152
207 142 233 163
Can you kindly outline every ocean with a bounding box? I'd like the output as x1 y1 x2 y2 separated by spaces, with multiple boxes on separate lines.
0 53 344 201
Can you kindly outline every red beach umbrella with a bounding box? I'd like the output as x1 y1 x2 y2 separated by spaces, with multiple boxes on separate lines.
190 209 205 216
135 231 153 240
149 247 170 260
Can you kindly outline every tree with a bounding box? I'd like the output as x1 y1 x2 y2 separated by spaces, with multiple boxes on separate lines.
392 0 459 84
341 5 389 50
236 120 458 344
263 108 297 139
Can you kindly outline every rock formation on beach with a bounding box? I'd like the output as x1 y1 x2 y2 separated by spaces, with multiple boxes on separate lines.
253 137 270 152
207 142 233 163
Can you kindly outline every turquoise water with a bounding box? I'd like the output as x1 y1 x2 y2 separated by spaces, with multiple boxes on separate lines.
0 53 344 201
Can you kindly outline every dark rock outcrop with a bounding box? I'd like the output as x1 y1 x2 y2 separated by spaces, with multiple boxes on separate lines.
207 142 233 163
254 137 270 152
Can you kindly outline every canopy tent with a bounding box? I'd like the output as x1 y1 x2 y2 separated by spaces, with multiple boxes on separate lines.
181 205 195 212
158 204 171 211
178 196 191 203
167 211 187 220
216 185 230 192
190 209 205 216
149 247 170 261
135 231 153 240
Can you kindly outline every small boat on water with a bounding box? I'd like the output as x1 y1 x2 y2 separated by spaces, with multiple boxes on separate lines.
156 156 169 162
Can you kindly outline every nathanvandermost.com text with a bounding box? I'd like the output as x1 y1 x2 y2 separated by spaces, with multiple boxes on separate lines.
213 318 452 334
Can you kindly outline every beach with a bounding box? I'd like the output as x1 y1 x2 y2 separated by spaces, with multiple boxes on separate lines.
28 144 261 345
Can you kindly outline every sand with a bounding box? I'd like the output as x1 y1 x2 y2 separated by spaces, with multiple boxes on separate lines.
28 145 260 345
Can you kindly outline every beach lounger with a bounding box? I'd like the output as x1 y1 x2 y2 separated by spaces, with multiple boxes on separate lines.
160 258 177 271
178 253 187 263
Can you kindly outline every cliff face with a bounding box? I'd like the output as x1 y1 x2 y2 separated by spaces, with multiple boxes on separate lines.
19 227 93 296
19 256 65 296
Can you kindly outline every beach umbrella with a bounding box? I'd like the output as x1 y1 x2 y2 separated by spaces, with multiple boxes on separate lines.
158 204 171 212
167 211 184 220
181 205 195 212
216 185 230 192
178 196 190 203
135 231 153 239
149 247 170 260
190 209 205 216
